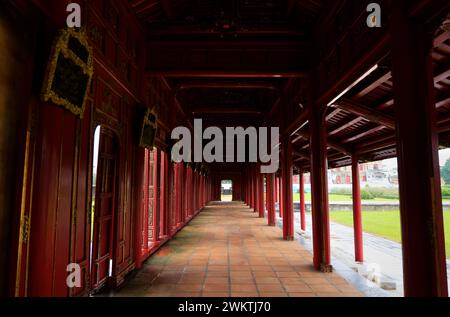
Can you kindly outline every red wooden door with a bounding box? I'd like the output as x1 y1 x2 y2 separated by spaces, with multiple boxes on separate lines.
91 128 118 292
170 163 177 234
146 151 157 249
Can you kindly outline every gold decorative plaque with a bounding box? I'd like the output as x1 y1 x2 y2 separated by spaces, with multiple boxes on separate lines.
41 27 94 118
139 107 158 149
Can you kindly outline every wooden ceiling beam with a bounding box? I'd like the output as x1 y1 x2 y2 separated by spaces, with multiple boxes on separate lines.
294 131 353 157
176 82 279 91
146 70 307 78
326 108 341 121
192 109 263 115
333 98 396 130
328 117 364 136
340 126 387 144
355 71 392 98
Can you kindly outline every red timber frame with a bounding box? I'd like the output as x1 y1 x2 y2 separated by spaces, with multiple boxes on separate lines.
258 171 265 218
278 176 284 218
299 168 306 232
309 105 332 272
4 0 449 298
281 138 294 241
136 148 159 268
267 174 276 227
352 155 363 263
389 1 447 297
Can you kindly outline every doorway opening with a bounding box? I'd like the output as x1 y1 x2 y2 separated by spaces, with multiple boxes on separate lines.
221 180 233 201
89 125 119 294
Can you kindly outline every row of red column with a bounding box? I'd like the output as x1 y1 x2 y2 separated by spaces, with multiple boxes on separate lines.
270 12 446 299
242 2 448 296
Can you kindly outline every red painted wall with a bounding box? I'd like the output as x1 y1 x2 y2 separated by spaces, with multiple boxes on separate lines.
16 0 147 296
8 0 214 297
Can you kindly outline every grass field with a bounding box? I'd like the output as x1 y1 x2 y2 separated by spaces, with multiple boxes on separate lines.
292 193 397 202
292 193 450 203
329 211 450 257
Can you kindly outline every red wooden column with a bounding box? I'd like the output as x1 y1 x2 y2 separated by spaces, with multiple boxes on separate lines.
254 167 259 213
391 1 448 297
162 151 171 238
133 147 146 269
299 168 306 231
246 169 249 206
278 176 284 218
246 169 250 205
180 163 186 224
258 171 265 218
155 150 161 241
193 171 197 212
191 167 195 214
250 167 254 209
281 137 294 240
275 176 279 203
265 175 269 212
267 173 276 226
310 105 332 272
202 175 206 206
186 165 191 217
351 155 363 263
199 174 204 208
196 172 199 210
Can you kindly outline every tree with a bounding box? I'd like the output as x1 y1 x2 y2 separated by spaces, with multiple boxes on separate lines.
441 158 450 185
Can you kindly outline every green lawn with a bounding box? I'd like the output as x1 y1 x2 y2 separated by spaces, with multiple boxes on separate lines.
292 193 450 203
292 193 397 202
329 211 450 257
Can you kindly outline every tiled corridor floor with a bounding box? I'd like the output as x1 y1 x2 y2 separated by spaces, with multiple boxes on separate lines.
114 202 363 297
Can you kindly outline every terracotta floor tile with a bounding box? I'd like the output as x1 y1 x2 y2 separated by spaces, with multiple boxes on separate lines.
276 272 300 278
253 271 277 278
207 271 229 278
283 284 313 293
183 271 205 277
315 292 346 297
209 259 229 265
113 202 362 298
147 284 175 293
208 265 229 272
231 292 260 297
175 284 204 292
170 292 202 297
202 292 230 297
184 266 207 273
230 266 252 272
288 293 316 297
251 266 273 272
259 292 288 297
279 278 308 285
272 266 295 272
163 265 186 272
146 292 173 297
302 277 331 285
309 284 340 293
230 271 254 278
231 284 258 292
255 277 281 284
205 277 229 284
230 277 255 284
257 284 285 292
203 284 230 292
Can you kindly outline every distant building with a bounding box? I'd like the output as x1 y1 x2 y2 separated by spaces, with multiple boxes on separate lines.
294 161 398 189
